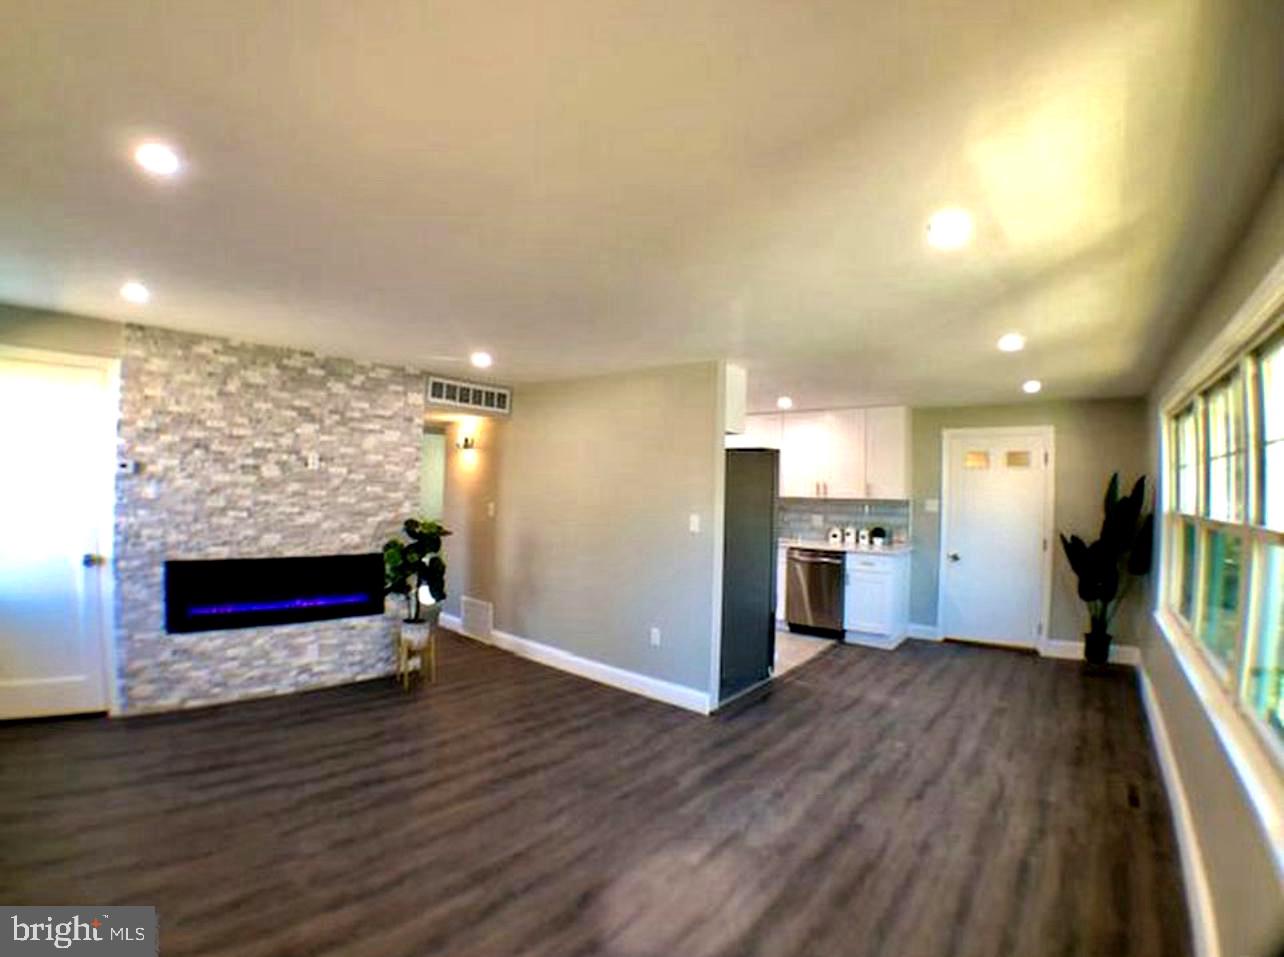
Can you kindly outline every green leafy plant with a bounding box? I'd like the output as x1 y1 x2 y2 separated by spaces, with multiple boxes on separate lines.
1059 473 1154 663
383 518 451 622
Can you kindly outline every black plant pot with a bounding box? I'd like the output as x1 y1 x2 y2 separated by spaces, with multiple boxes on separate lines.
1084 631 1112 665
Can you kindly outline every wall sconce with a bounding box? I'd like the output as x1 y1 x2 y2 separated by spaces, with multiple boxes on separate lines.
456 436 476 451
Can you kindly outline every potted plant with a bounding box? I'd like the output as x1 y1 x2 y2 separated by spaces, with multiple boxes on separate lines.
383 518 451 626
1059 474 1154 664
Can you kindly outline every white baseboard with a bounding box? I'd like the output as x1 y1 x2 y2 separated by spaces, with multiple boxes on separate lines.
438 613 710 715
906 622 942 641
1040 638 1141 666
1138 666 1220 957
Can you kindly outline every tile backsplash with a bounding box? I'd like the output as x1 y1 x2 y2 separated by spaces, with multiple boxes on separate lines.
777 498 911 544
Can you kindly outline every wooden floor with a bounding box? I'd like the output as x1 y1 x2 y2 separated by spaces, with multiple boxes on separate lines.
1 633 1190 957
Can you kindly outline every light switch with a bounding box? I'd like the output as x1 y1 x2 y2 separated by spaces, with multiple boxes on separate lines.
924 498 940 513
688 513 701 534
486 501 496 518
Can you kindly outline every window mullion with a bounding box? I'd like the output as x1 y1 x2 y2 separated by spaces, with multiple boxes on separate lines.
1244 354 1261 527
1191 393 1201 518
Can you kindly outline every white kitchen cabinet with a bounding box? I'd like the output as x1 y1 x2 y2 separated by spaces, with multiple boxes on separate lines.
779 410 866 498
820 408 866 498
843 552 910 647
864 406 911 499
780 412 826 497
724 363 747 435
726 413 782 450
775 405 908 500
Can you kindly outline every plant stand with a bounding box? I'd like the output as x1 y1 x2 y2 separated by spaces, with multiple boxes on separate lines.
397 606 441 689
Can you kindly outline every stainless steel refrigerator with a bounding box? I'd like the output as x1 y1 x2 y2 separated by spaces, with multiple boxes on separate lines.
719 448 779 703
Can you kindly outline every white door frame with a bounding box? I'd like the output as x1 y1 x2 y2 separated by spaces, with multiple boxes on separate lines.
936 425 1056 652
0 344 121 715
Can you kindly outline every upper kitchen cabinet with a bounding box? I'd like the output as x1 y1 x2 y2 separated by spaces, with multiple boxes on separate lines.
779 410 866 498
864 406 912 499
779 412 825 496
817 409 867 498
735 405 911 500
725 412 782 450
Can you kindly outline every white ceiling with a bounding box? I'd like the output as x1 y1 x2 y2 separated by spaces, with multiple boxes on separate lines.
1 0 1281 410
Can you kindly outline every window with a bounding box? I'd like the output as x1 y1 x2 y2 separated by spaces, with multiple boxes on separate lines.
1205 373 1245 522
1163 319 1284 759
1174 406 1198 514
1246 544 1284 736
1261 336 1284 531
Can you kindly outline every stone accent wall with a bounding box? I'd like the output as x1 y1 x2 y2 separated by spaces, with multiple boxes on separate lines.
114 325 423 713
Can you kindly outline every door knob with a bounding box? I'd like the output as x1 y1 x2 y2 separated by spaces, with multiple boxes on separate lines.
947 552 961 562
82 553 106 567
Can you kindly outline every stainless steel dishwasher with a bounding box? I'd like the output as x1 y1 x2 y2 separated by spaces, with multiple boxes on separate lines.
785 547 845 633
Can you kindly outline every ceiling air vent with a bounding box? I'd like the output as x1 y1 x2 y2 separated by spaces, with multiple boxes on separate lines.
427 376 511 414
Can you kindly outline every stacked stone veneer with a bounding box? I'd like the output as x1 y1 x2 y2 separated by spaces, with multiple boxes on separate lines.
114 326 423 713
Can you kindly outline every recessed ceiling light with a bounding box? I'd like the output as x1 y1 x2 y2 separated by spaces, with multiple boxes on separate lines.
926 207 974 250
1022 379 1043 394
997 332 1026 353
469 351 493 369
119 280 150 304
776 396 794 410
133 141 182 177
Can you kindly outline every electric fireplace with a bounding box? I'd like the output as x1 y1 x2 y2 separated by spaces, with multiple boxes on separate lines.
164 553 385 634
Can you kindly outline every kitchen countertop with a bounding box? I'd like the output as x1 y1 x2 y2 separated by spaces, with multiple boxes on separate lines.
778 538 913 555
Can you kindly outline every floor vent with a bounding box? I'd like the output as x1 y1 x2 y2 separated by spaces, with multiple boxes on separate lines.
460 596 494 640
428 376 511 414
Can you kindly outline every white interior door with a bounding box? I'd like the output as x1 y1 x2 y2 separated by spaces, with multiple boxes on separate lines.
0 351 117 718
939 428 1052 648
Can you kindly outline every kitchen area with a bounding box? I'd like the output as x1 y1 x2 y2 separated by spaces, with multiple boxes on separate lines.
726 404 913 675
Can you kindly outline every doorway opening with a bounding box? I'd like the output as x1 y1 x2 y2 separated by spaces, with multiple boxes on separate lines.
420 428 447 520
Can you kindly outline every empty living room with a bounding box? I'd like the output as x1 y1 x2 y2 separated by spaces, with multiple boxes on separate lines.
2 1 1283 955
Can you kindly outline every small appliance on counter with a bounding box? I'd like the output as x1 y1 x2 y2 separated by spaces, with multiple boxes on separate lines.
870 526 888 549
827 526 843 546
842 526 857 548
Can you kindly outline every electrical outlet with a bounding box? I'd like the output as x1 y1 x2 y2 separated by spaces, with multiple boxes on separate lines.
688 513 700 534
925 498 940 513
487 501 496 518
649 627 661 647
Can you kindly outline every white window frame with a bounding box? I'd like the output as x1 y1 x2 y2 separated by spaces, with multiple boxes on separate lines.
1154 253 1284 877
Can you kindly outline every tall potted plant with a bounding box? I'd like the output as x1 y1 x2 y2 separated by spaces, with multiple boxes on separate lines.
1059 474 1154 664
383 518 450 623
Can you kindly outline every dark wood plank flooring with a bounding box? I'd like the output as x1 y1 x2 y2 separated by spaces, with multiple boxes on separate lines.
0 633 1190 957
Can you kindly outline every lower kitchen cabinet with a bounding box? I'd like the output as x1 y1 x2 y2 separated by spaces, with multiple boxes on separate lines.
843 552 910 648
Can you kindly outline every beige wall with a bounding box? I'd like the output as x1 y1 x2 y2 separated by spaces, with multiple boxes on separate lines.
910 398 1150 644
473 362 723 693
0 303 123 356
1143 166 1284 957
